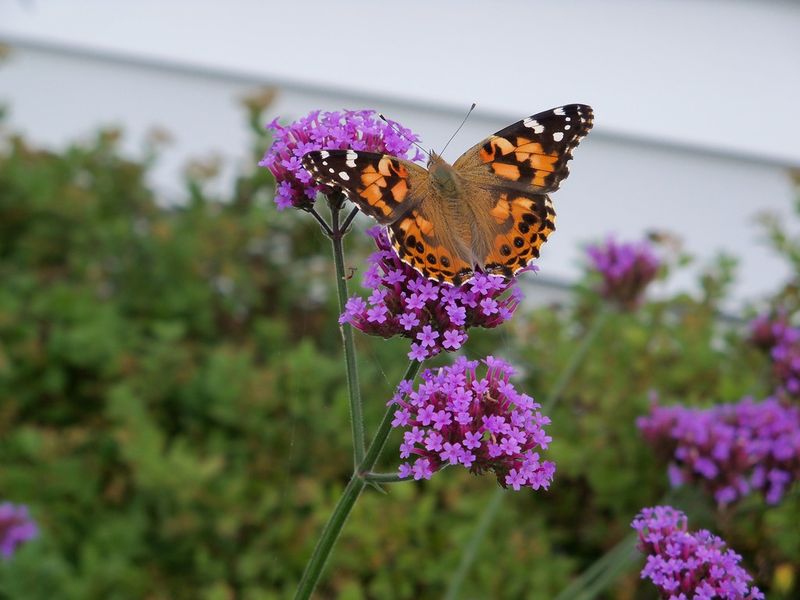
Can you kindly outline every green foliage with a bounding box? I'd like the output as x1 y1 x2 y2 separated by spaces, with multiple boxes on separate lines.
0 102 798 600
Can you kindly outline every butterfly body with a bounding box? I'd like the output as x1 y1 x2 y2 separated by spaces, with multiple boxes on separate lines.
302 104 593 285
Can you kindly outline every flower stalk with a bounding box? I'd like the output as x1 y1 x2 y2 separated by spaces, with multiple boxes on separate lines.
294 360 422 600
326 196 366 466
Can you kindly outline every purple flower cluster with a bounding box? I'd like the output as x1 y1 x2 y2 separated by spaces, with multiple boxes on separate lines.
259 109 423 210
766 324 800 400
0 502 38 559
390 356 555 490
586 237 660 309
632 506 763 599
340 228 525 360
638 397 800 506
748 311 791 354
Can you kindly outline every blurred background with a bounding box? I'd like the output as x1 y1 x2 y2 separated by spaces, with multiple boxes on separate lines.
1 1 799 598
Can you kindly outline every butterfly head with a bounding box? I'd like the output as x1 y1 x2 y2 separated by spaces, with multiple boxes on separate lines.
427 152 461 197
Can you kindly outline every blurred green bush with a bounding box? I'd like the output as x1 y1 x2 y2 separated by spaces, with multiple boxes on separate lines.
0 100 797 599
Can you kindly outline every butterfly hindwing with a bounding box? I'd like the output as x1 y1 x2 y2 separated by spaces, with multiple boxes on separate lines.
301 150 425 224
482 192 556 278
454 104 593 193
388 208 475 286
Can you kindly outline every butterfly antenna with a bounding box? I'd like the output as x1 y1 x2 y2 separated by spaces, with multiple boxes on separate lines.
439 102 477 157
379 114 430 158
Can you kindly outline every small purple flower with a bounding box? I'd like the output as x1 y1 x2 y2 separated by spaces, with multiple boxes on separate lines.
763 319 800 400
748 310 792 353
632 506 763 599
442 329 465 350
638 397 800 506
0 502 38 559
417 325 440 348
392 356 555 490
259 110 422 210
408 342 429 362
586 237 660 309
342 228 525 360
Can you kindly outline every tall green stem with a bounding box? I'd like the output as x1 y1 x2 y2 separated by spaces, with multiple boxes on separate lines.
442 487 506 600
552 533 637 600
329 203 366 467
443 309 610 599
295 360 422 600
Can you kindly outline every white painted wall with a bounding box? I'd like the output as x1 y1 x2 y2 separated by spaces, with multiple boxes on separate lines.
1 0 798 307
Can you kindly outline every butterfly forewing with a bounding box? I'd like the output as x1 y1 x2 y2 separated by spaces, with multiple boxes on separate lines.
454 104 593 193
301 150 426 224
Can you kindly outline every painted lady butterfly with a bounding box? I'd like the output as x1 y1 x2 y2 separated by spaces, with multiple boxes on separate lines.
302 104 593 285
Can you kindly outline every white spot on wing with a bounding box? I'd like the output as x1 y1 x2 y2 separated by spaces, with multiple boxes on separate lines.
320 150 330 159
328 168 335 173
523 117 545 134
344 150 358 168
554 107 565 115
553 131 564 142
339 171 350 180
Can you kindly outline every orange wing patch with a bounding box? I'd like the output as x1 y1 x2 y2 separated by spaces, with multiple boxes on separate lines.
480 135 562 188
482 193 556 279
389 210 474 286
357 157 410 217
301 150 418 224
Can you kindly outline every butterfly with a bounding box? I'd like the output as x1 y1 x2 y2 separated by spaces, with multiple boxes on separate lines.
302 104 593 286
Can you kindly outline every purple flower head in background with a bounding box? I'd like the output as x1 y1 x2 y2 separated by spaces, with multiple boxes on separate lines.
0 502 38 559
586 237 660 309
747 310 792 354
259 109 423 210
638 397 800 506
632 506 763 600
391 356 555 490
340 228 527 360
767 323 800 400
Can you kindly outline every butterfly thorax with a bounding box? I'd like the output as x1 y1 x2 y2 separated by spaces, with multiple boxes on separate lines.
427 152 462 199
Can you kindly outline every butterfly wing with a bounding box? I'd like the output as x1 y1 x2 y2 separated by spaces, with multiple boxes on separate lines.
302 150 426 224
453 104 594 193
479 191 556 278
452 104 593 278
387 208 475 286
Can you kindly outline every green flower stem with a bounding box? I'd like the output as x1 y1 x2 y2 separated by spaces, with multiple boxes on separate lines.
543 308 610 413
442 487 507 600
341 206 360 233
552 533 638 600
295 360 422 600
307 206 334 237
329 202 366 467
363 472 406 483
443 308 610 599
